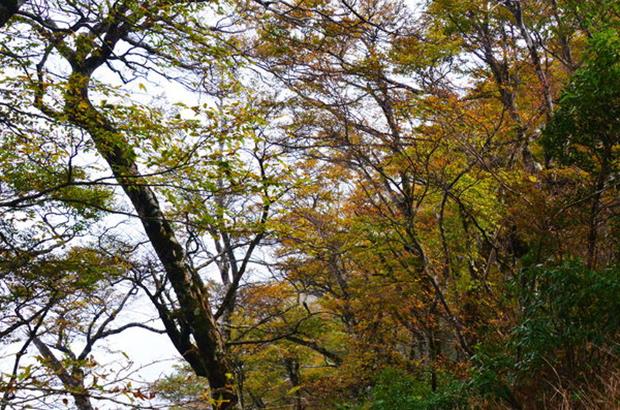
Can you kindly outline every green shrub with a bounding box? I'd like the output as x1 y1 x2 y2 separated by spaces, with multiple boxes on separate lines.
359 368 467 410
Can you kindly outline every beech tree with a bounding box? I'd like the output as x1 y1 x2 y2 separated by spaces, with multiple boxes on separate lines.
0 0 618 409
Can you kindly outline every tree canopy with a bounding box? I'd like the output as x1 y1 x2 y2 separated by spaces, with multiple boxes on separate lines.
0 0 618 409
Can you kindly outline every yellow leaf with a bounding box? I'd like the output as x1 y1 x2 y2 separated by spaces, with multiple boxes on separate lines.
287 386 302 395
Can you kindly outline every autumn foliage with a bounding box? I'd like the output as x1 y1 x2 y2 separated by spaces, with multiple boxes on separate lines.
0 0 618 409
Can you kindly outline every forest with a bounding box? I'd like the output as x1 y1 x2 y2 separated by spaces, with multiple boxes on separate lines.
0 0 618 409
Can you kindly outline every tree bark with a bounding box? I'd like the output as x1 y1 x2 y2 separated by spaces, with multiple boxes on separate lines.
501 0 554 116
0 0 24 28
32 338 95 410
61 71 237 408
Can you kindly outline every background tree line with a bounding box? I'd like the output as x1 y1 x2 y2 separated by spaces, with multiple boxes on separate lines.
0 0 617 409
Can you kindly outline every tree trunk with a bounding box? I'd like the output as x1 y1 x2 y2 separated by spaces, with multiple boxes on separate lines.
586 154 610 269
60 70 237 408
502 0 554 116
0 0 23 28
284 358 303 410
32 338 95 410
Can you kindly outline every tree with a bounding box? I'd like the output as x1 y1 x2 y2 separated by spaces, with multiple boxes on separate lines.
3 1 248 406
0 0 618 408
543 26 620 268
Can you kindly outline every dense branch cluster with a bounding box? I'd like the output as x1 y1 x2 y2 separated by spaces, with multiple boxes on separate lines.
0 0 618 409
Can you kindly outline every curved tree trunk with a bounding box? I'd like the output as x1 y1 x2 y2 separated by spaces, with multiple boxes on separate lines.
30 5 238 403
62 71 237 408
